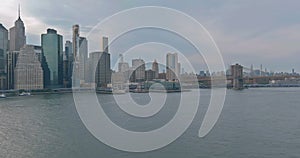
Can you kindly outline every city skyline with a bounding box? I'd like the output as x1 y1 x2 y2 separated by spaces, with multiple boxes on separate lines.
0 0 299 72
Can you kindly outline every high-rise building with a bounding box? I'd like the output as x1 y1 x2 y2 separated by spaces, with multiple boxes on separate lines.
41 29 63 88
79 37 88 82
7 51 19 89
118 54 129 72
100 36 109 53
72 25 88 85
250 64 254 77
65 41 73 62
64 41 73 87
14 45 43 90
72 25 80 86
85 36 111 87
0 23 8 90
72 25 80 61
231 64 243 90
177 62 181 75
260 64 263 76
152 59 159 79
6 6 27 90
145 70 156 81
89 51 111 88
132 59 145 82
9 6 26 51
166 53 179 81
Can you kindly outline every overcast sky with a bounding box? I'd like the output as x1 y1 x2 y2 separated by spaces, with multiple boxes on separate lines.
1 0 299 72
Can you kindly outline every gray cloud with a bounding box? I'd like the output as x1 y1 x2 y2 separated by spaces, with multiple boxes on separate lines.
1 0 299 72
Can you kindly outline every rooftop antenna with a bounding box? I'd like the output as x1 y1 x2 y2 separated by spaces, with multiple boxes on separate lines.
18 4 21 18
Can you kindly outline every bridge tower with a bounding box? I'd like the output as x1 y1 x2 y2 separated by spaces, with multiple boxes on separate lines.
231 64 244 90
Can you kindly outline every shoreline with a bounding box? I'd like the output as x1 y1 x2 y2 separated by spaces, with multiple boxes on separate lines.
1 86 300 98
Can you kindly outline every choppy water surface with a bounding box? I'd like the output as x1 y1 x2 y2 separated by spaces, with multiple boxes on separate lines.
0 88 299 158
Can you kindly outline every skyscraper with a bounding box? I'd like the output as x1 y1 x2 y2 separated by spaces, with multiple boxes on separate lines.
64 41 73 87
0 23 8 90
14 45 43 90
79 37 88 82
63 49 68 88
132 59 145 82
100 36 109 53
6 6 26 90
89 51 111 88
166 53 179 81
9 5 26 51
118 54 129 72
7 51 19 89
72 25 80 61
72 25 88 85
87 36 111 87
152 59 159 79
145 70 156 81
41 29 63 88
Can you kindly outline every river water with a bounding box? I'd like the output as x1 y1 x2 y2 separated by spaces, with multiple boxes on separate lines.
0 88 299 158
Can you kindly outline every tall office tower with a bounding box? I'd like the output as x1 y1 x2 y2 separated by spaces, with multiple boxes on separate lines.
79 37 88 82
152 59 159 79
72 25 88 85
100 36 109 53
89 51 111 88
260 64 263 76
9 6 26 51
0 24 8 90
145 70 156 81
250 64 254 77
118 54 129 72
7 51 19 89
132 59 145 82
231 64 243 90
14 45 43 90
64 41 73 87
72 25 80 86
41 29 63 88
62 50 69 88
166 53 179 81
177 62 181 76
72 24 80 60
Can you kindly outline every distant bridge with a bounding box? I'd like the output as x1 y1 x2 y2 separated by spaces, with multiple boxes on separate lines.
198 75 300 85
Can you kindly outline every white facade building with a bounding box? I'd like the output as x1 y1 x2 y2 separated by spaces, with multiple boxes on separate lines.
14 45 43 90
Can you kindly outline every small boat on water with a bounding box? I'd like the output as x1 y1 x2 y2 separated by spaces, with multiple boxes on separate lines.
19 92 31 96
112 89 126 94
0 93 6 98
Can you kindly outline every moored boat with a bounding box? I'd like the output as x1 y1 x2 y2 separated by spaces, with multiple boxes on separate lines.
19 92 31 96
0 93 6 98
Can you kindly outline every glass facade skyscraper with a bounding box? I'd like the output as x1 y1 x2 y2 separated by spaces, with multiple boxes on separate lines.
89 51 111 88
0 23 8 90
41 29 63 88
79 37 88 82
64 41 73 88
